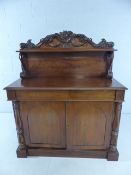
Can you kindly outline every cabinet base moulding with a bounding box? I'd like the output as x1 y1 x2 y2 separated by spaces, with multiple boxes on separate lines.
16 147 119 161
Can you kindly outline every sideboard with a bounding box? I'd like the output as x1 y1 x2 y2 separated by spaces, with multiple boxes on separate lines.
4 31 127 160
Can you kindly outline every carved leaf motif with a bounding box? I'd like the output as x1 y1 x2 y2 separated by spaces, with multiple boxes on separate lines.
20 31 114 49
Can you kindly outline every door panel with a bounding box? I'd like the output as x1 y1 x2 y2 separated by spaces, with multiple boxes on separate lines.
66 101 113 150
20 101 66 148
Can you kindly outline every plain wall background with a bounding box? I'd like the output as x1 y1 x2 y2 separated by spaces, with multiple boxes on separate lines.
0 0 131 113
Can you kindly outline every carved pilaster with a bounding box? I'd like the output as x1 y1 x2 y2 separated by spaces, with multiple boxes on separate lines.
107 102 122 161
12 101 27 158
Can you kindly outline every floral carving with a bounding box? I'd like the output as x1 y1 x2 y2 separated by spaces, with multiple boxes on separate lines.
20 31 114 49
20 39 36 49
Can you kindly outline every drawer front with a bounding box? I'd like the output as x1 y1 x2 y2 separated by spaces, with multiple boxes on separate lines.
68 91 115 101
15 90 115 101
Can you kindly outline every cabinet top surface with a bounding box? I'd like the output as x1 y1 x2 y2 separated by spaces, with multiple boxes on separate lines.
4 78 127 91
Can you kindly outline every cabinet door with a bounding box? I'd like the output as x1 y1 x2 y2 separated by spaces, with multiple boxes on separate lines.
20 101 66 148
66 101 114 150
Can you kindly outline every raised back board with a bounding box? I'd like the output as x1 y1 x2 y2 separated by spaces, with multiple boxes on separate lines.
18 31 115 79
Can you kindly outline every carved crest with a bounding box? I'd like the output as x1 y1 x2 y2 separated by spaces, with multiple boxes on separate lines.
20 31 114 49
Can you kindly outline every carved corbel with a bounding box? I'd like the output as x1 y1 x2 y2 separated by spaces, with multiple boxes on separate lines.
104 51 114 79
12 101 27 157
19 53 30 78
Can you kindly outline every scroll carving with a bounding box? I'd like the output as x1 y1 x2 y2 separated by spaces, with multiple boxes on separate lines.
12 102 27 157
19 53 30 78
20 39 36 49
105 51 114 79
109 102 122 152
20 31 114 49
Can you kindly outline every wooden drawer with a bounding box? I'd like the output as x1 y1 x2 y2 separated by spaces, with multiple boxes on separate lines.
13 90 115 101
68 90 115 101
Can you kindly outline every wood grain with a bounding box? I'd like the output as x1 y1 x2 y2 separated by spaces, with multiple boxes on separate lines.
14 90 115 101
26 52 107 78
5 78 127 91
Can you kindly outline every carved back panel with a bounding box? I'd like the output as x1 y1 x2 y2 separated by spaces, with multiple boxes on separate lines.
18 31 115 79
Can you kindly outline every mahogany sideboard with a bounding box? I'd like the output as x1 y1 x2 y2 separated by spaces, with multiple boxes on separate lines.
4 31 127 161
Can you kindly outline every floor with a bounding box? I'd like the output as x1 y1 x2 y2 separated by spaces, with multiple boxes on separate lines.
0 113 131 175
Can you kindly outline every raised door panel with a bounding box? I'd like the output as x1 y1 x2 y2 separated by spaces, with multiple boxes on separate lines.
66 101 114 150
20 101 66 148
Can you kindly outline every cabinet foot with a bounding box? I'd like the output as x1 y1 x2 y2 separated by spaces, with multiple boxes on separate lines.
16 147 27 158
107 149 119 161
